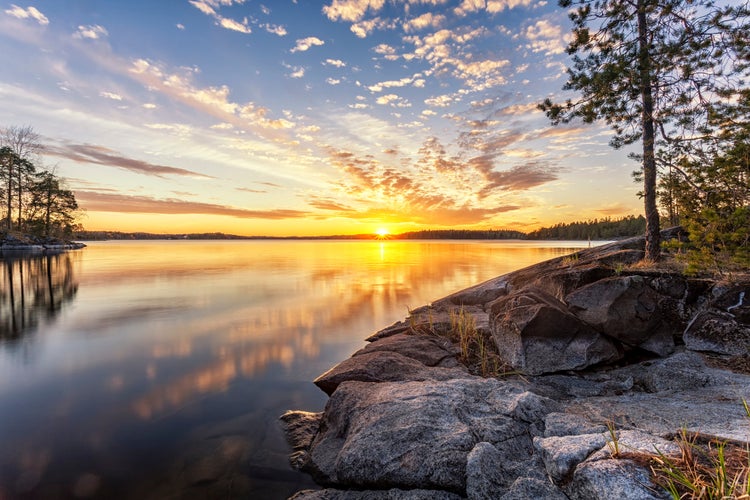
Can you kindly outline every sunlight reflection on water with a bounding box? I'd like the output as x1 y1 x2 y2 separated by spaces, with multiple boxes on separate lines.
0 239 597 498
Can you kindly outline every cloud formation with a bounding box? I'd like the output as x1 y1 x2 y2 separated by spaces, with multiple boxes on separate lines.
4 4 48 25
290 36 325 53
128 59 295 135
524 19 568 56
45 143 214 179
75 191 309 219
189 0 252 34
322 0 385 23
454 0 534 16
74 24 108 40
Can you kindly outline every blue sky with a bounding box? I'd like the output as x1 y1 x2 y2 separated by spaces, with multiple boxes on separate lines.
0 0 641 236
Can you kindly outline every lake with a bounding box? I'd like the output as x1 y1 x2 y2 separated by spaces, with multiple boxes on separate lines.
0 239 597 499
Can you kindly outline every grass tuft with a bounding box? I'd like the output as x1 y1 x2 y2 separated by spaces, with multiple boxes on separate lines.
600 401 750 499
407 305 516 378
447 306 508 378
650 430 750 499
606 420 622 458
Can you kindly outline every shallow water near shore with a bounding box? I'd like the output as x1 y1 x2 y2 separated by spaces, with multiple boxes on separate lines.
0 239 600 498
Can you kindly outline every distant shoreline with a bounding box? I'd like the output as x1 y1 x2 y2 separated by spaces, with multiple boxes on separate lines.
74 216 647 242
73 232 616 242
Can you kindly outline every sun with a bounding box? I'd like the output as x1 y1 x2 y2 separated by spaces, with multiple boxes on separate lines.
375 228 390 239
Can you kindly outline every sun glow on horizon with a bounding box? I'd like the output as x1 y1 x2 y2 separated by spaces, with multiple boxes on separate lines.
375 228 390 239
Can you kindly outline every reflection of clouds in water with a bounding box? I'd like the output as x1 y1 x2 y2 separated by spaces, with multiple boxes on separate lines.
151 338 192 359
15 448 51 494
123 242 583 420
132 340 303 419
74 304 190 334
133 358 237 419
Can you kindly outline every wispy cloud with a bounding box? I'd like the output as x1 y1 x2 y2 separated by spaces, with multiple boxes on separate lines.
4 4 48 25
262 23 287 36
189 0 252 34
595 203 631 216
74 24 108 40
307 196 356 212
323 58 347 68
218 17 251 34
99 91 122 101
367 75 424 92
473 159 561 198
454 0 533 16
45 143 214 179
75 191 309 219
128 59 295 135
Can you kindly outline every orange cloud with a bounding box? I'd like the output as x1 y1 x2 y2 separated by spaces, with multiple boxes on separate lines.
76 191 309 219
45 143 213 179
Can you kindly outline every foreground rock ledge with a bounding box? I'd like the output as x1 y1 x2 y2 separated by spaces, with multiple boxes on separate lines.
282 230 750 500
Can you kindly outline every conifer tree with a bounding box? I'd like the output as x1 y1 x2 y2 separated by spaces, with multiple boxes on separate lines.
541 0 750 261
1 126 40 231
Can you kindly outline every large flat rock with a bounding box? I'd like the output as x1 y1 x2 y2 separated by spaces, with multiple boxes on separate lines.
304 378 544 493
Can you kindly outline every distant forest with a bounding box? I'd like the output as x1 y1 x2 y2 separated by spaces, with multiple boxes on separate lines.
524 215 646 240
75 215 647 241
395 229 525 240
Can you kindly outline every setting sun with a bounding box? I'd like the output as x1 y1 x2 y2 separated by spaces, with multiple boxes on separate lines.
375 228 390 239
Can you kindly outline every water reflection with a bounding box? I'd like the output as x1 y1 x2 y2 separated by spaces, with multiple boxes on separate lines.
0 252 79 341
0 240 592 498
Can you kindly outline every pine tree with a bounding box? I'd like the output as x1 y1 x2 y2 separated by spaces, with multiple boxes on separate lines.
541 0 750 261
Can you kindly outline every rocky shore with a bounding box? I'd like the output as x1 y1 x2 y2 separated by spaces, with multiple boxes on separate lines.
0 232 86 254
282 229 750 499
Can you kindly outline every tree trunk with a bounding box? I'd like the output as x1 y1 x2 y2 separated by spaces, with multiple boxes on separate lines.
44 182 52 237
5 163 12 232
638 0 661 261
16 178 22 232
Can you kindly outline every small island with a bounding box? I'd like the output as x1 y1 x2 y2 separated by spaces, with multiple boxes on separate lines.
0 231 85 255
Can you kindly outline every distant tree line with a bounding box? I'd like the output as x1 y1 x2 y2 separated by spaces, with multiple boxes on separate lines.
395 229 526 240
525 215 647 240
74 231 254 241
1 125 81 239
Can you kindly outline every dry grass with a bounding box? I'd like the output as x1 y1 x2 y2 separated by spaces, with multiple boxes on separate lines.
448 306 508 377
601 401 750 499
624 254 688 274
650 430 750 499
407 306 511 378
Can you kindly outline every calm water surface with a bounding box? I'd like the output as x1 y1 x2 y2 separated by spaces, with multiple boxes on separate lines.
0 240 596 499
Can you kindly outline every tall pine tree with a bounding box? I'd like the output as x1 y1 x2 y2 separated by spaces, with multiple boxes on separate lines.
541 0 750 261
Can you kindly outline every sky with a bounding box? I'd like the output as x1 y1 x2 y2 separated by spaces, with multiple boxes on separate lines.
0 0 643 236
